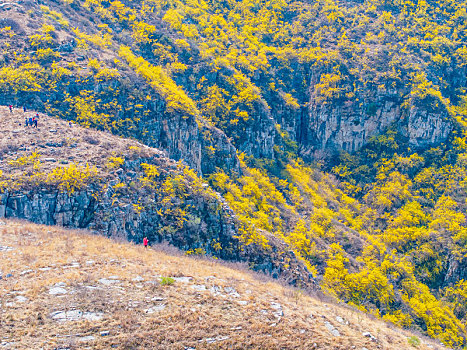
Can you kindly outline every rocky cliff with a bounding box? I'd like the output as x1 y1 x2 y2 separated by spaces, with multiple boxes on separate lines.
0 110 312 287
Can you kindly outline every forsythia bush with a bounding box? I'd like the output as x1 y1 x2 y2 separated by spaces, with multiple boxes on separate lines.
47 164 98 193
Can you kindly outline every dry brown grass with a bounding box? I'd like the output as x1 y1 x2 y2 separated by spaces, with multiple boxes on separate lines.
0 219 446 349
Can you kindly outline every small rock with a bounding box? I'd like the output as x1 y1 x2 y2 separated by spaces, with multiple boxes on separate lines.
224 287 240 298
324 321 340 337
200 335 229 343
210 285 222 296
132 275 144 282
171 276 192 283
0 246 13 252
271 302 283 318
83 312 104 321
51 310 103 322
191 285 207 292
20 269 33 276
15 296 27 303
62 262 80 269
270 302 282 310
46 142 62 147
335 316 345 324
362 332 377 342
0 341 16 347
145 304 166 314
100 331 110 337
51 310 83 322
49 287 67 295
151 296 165 301
43 158 56 162
85 285 100 290
128 300 139 308
237 300 248 306
77 335 95 342
215 336 229 342
98 278 120 286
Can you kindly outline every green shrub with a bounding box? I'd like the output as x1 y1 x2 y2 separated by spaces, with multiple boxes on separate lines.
160 277 175 286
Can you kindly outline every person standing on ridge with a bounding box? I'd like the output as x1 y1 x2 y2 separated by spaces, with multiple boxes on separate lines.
8 105 12 113
23 106 27 113
143 237 148 248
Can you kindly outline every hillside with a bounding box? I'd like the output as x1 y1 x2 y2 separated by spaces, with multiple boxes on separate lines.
0 0 467 346
0 107 314 287
0 219 445 349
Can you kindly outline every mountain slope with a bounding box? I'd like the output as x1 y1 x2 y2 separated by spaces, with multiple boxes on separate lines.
1 0 467 346
0 106 314 287
0 219 445 350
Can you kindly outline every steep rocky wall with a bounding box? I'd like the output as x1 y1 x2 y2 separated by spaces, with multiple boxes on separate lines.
0 188 314 287
297 92 453 160
0 188 240 258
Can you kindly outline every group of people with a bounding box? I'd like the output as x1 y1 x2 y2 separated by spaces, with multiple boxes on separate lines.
25 114 39 128
8 104 40 128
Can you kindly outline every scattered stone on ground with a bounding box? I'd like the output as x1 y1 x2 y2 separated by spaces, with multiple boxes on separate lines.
50 310 104 322
191 284 207 292
171 276 193 283
144 304 166 314
98 278 120 286
199 335 230 344
77 335 95 342
336 316 348 324
362 332 378 342
324 321 340 337
62 262 80 269
271 302 284 320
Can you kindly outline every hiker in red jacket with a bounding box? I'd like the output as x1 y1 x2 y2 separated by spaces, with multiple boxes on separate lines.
143 237 148 248
8 105 12 113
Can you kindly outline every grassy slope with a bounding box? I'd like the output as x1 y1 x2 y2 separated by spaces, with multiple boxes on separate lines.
0 219 445 350
0 105 166 177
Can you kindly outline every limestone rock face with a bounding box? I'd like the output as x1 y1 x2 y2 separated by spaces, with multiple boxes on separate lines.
0 188 314 287
407 105 452 147
236 100 277 160
0 187 238 258
296 92 453 160
0 157 313 288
